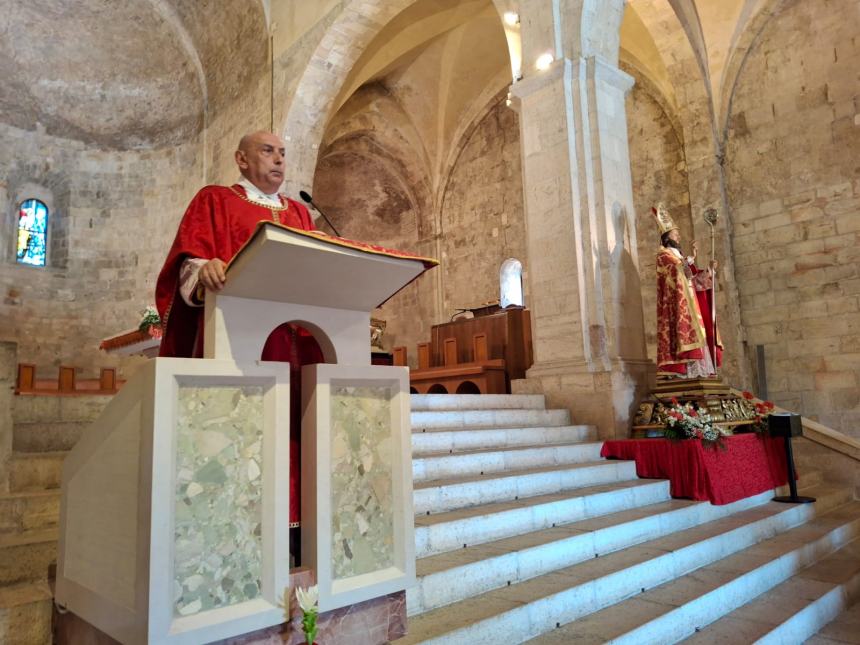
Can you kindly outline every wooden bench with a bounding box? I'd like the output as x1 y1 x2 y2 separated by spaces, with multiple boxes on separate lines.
406 334 508 394
15 363 123 395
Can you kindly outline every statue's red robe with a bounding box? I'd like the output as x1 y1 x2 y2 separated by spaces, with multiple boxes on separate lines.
656 248 722 377
155 184 320 525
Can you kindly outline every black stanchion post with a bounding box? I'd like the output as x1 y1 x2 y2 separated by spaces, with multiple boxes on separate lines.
769 413 815 504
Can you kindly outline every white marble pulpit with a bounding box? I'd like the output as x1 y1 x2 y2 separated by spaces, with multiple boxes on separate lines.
55 223 433 644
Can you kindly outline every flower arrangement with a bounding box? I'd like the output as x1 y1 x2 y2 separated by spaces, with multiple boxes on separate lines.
138 305 161 332
742 391 776 432
662 398 727 449
296 585 319 644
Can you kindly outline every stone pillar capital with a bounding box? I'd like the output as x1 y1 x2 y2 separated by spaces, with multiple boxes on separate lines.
587 56 635 94
508 56 634 104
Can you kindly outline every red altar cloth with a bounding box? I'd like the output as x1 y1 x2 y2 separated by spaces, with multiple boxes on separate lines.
600 434 791 505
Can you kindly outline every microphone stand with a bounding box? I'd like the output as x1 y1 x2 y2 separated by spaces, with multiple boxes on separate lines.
299 191 341 237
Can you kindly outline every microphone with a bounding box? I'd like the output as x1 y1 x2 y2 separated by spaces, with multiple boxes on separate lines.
299 190 341 237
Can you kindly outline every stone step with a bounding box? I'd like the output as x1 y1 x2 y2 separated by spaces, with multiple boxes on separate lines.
0 529 58 586
408 486 783 616
411 425 596 456
411 409 570 431
0 581 53 645
681 538 860 644
413 460 638 516
9 452 67 492
414 479 670 559
11 394 111 425
12 421 87 453
410 394 546 411
809 595 860 644
528 501 860 645
395 483 851 645
412 442 604 483
0 491 61 534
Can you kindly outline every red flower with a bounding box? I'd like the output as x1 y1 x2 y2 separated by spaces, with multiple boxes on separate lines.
765 401 775 410
689 409 698 417
671 397 680 406
742 391 755 400
670 411 683 420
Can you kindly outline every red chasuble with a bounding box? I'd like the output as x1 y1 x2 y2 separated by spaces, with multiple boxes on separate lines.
155 184 318 525
655 248 708 376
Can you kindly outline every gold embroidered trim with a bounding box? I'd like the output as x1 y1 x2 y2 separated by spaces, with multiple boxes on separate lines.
227 185 290 221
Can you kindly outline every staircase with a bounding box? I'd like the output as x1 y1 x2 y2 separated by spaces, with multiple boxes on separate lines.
0 394 111 644
0 391 857 645
398 393 860 645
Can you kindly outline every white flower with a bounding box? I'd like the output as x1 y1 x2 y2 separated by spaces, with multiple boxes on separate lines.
296 585 319 613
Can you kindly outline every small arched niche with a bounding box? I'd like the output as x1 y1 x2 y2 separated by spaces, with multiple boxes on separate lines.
260 320 337 366
499 258 524 308
455 381 481 394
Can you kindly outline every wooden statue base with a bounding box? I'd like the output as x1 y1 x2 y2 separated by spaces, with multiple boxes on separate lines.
632 376 758 439
652 377 731 398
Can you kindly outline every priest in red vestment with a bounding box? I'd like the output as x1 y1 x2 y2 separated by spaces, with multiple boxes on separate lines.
653 204 722 378
155 131 321 561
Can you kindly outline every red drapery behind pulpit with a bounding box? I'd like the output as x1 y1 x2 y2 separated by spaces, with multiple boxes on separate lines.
261 324 325 525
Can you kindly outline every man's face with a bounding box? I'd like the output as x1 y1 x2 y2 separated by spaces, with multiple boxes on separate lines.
235 133 286 194
667 229 681 244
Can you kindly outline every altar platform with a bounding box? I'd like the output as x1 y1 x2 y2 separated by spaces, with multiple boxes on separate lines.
600 434 793 505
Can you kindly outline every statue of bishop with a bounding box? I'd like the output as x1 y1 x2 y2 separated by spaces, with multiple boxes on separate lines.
653 203 722 379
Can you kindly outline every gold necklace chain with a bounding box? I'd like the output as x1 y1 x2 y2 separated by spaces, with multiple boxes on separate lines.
228 185 290 222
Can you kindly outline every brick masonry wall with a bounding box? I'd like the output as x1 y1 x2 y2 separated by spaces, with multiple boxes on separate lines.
724 0 860 436
0 123 200 375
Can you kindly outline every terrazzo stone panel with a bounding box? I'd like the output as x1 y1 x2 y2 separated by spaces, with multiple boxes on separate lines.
329 385 395 581
173 385 265 617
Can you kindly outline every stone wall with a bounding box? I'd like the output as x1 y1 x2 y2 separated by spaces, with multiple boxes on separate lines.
0 123 200 375
626 77 694 363
724 0 860 436
439 98 526 314
312 84 437 365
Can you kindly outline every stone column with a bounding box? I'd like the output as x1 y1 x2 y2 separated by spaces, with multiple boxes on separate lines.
510 0 653 437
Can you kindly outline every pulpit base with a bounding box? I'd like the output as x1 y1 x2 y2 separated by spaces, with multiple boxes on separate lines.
55 570 407 645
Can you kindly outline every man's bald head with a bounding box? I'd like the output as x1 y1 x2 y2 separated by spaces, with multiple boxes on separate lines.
235 131 286 194
238 131 284 153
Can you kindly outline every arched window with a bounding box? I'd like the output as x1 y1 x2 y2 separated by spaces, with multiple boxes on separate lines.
499 258 524 308
16 199 48 266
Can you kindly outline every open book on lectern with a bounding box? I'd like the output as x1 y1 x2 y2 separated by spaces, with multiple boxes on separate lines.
221 221 438 310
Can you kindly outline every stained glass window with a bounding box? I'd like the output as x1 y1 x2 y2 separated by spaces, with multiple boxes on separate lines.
17 199 48 266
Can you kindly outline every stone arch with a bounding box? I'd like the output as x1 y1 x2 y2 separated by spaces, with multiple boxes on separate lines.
279 0 419 197
716 0 787 148
280 0 521 197
435 84 513 212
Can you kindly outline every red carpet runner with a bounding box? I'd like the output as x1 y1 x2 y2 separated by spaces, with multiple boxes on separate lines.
600 434 791 505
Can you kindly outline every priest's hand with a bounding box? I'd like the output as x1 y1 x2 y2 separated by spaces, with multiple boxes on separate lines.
198 258 227 291
691 240 698 258
710 259 718 272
